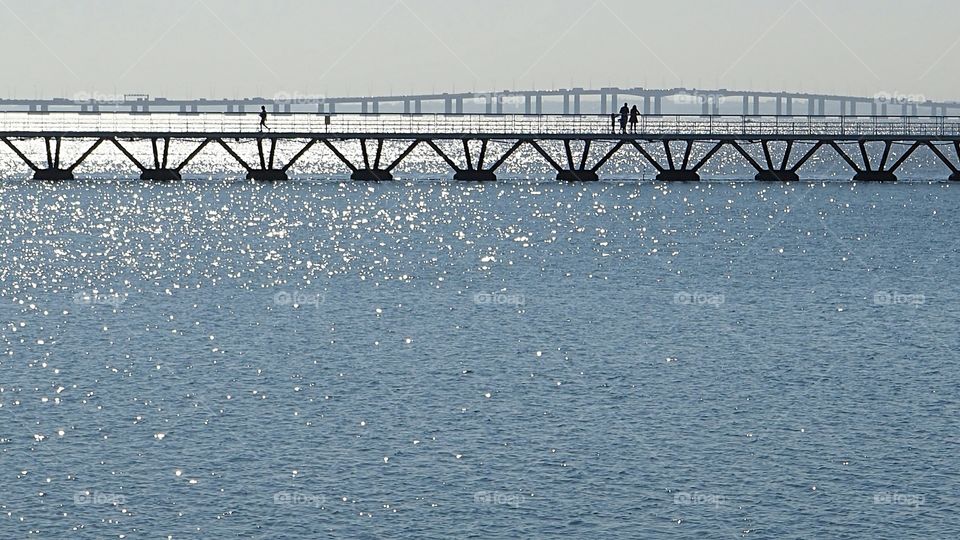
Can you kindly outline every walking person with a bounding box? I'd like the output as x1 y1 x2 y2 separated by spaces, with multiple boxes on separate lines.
629 105 640 134
610 113 618 134
259 106 270 132
619 103 630 135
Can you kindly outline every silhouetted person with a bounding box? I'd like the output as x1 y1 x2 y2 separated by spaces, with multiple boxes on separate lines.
610 113 617 134
259 106 270 132
629 105 640 133
619 103 629 134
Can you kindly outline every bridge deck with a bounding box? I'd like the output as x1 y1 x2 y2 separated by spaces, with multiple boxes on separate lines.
1 113 959 139
1 113 958 183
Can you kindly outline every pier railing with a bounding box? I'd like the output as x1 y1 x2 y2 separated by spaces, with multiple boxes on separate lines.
1 112 959 138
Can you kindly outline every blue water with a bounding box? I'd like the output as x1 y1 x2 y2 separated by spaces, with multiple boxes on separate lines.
1 178 958 539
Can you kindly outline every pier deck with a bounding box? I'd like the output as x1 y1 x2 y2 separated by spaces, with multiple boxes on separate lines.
1 113 958 182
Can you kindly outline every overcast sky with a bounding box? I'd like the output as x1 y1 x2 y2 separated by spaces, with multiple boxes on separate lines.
1 0 957 101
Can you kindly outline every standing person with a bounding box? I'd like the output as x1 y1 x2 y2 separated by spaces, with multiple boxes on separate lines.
629 105 640 133
259 106 270 132
610 113 617 134
619 103 630 135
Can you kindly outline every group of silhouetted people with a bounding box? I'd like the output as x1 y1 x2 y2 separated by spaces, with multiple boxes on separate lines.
610 103 641 134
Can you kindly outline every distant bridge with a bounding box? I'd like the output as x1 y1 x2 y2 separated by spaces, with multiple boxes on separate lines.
3 87 958 117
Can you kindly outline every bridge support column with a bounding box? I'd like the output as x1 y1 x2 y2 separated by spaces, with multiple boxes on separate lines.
525 95 532 115
630 140 719 182
1 136 105 181
215 138 318 181
645 96 652 115
786 97 793 115
563 94 570 115
111 137 211 181
444 98 452 114
925 141 960 182
140 137 182 181
320 139 399 181
808 99 815 116
743 96 750 116
829 141 922 182
729 140 812 182
753 95 760 115
536 95 543 114
528 139 630 182
573 92 581 115
424 139 522 182
654 96 662 115
416 99 423 114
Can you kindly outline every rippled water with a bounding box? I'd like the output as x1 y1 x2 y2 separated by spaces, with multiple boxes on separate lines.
1 174 958 538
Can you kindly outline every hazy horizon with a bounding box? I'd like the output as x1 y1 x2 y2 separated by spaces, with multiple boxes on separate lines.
1 0 958 101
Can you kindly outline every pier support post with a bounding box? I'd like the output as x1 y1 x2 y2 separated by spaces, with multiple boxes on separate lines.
353 139 393 180
425 139 523 182
214 137 318 181
925 141 960 182
528 139 629 182
631 140 705 182
321 139 394 181
729 140 803 182
2 136 105 181
828 141 922 182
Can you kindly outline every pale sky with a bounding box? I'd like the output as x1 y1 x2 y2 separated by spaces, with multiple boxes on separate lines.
1 0 957 101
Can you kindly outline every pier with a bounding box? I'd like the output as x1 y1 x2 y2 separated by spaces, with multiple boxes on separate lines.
1 112 958 182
